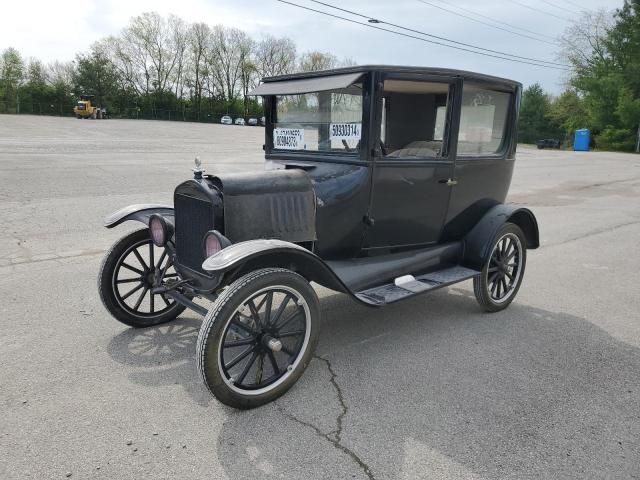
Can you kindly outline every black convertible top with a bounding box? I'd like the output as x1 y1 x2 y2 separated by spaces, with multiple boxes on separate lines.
261 64 521 89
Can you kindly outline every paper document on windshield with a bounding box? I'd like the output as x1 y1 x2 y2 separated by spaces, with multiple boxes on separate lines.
274 128 305 150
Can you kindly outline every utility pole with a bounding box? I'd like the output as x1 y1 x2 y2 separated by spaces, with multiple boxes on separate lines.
636 123 640 153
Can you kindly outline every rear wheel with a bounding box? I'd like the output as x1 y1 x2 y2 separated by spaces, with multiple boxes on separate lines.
197 268 320 409
473 223 527 312
99 229 186 328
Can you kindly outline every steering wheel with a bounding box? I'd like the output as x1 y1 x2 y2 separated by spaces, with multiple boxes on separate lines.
379 140 388 156
341 139 384 155
341 140 362 153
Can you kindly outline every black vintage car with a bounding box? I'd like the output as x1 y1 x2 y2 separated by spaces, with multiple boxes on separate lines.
99 65 539 409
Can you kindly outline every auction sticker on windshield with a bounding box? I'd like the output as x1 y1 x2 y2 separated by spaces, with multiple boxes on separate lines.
330 123 361 141
274 128 305 150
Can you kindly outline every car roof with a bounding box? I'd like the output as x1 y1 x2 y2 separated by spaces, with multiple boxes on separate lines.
261 64 521 89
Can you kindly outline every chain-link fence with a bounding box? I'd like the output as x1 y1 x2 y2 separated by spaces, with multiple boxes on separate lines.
0 101 262 124
0 101 74 116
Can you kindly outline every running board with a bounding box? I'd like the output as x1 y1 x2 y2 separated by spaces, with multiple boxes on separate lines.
355 266 480 306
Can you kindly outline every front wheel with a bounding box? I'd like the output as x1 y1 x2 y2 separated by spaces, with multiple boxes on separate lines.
473 223 527 312
196 268 320 409
98 229 187 327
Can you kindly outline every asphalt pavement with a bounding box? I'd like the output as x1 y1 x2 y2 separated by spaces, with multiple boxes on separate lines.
1 115 639 479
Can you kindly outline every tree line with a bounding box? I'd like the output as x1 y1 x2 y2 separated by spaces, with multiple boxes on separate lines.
3 2 640 152
520 2 640 151
0 12 351 121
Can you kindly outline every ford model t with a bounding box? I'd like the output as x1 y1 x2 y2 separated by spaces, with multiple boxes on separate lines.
99 66 539 409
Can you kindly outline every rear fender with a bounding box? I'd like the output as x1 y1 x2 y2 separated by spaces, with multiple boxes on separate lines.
104 204 174 229
202 239 351 296
463 205 539 270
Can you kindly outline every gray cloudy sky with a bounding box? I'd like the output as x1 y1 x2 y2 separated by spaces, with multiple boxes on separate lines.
1 0 622 93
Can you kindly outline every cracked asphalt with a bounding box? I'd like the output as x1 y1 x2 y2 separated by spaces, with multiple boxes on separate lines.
1 115 640 479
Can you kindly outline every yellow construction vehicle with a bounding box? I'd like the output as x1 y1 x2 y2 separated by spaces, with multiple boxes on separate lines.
73 95 107 119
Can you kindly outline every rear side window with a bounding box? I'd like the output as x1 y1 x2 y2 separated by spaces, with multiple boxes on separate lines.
457 84 512 155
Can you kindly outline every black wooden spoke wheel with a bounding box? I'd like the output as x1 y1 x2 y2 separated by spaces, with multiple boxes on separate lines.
99 229 187 328
197 268 320 409
473 223 527 312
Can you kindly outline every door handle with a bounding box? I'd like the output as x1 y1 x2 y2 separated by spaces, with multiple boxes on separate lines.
438 178 458 186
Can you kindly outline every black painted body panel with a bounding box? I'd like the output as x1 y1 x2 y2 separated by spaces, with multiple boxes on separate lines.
463 204 539 270
283 161 371 258
208 169 316 243
365 161 453 248
327 241 462 291
104 204 174 229
442 158 515 241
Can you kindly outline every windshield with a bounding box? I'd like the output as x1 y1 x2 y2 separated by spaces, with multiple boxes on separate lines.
273 83 363 153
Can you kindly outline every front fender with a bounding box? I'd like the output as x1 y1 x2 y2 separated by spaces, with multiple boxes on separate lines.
202 239 351 296
463 204 539 270
104 203 174 229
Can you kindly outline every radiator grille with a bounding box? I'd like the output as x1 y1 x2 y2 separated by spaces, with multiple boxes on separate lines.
174 194 214 272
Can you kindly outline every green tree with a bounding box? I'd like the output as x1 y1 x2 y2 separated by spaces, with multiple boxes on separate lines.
547 89 588 144
27 59 47 87
74 44 120 109
0 47 25 112
557 2 640 151
19 59 55 113
48 61 77 112
616 87 640 126
606 0 640 96
518 83 559 143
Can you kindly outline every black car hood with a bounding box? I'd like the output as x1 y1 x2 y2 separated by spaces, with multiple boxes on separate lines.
207 169 316 243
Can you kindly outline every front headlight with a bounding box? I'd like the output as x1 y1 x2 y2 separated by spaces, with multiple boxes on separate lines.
149 214 173 247
203 230 231 258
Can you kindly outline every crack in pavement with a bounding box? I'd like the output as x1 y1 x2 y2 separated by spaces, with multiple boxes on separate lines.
544 219 640 248
275 355 375 480
318 356 349 443
1 248 106 267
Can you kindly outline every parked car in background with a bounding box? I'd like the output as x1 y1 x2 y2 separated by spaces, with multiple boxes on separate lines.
536 138 561 149
220 115 232 125
260 116 266 126
247 118 258 126
235 117 245 126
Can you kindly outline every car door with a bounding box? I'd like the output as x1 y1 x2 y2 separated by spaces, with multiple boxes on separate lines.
442 81 519 241
363 75 457 250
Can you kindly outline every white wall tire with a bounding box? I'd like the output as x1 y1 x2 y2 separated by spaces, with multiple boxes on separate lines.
473 223 527 313
196 268 320 409
98 229 186 328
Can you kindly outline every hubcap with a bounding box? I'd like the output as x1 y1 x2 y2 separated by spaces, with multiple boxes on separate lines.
486 233 522 304
218 286 311 395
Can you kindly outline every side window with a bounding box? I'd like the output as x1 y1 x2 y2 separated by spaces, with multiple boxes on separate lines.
380 80 450 159
458 84 512 155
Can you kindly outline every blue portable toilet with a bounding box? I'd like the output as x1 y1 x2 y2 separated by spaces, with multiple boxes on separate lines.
574 129 590 151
